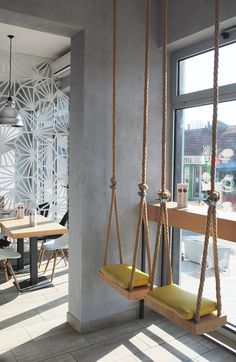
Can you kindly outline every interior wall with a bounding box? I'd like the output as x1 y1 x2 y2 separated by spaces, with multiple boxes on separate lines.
166 0 236 49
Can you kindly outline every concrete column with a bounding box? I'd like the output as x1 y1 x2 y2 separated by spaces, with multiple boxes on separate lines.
67 0 162 333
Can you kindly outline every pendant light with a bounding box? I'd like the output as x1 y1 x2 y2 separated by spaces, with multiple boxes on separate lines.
0 35 23 127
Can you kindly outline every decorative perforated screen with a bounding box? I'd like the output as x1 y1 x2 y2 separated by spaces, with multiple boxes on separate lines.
0 52 69 220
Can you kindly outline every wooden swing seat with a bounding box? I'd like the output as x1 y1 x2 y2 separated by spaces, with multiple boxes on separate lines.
144 284 227 334
99 263 149 300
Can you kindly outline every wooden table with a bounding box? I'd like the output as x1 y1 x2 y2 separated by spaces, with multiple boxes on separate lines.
0 214 68 289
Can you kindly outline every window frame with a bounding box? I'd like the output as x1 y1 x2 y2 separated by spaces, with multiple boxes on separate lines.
171 36 236 110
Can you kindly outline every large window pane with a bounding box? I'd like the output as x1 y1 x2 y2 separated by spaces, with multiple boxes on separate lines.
179 42 236 94
176 101 236 326
176 101 236 206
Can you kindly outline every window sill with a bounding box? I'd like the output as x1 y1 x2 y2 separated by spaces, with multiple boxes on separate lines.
147 202 236 243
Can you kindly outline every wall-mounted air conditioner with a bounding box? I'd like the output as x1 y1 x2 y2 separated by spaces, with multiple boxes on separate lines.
51 51 70 78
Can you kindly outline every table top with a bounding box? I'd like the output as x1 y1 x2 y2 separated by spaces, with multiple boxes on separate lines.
0 214 68 238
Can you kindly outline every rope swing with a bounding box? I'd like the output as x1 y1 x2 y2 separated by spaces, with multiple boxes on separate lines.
194 0 222 322
149 0 172 291
103 0 123 267
100 0 152 301
129 0 152 291
145 0 227 334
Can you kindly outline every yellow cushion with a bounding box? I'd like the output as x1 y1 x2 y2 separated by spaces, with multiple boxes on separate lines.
100 263 149 289
146 284 217 320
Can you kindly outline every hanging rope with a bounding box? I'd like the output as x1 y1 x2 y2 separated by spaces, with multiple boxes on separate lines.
103 0 123 265
129 0 152 290
150 0 172 290
194 0 221 322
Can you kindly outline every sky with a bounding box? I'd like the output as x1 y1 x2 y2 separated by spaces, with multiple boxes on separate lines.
180 42 236 128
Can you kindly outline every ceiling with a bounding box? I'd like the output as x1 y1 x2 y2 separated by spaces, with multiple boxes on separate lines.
0 22 70 60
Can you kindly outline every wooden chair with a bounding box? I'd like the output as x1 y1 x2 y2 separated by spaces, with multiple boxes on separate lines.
0 248 21 291
43 234 68 282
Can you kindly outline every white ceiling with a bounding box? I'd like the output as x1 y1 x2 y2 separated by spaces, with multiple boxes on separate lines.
0 22 70 60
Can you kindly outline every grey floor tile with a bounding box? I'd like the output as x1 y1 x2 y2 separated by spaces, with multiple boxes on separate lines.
139 312 166 328
0 309 43 331
119 356 143 362
0 350 17 362
43 352 77 362
194 347 236 361
144 321 187 346
85 319 144 345
0 294 7 306
138 344 187 362
71 332 149 362
13 330 89 362
197 337 218 351
164 338 208 361
26 320 69 340
0 327 32 353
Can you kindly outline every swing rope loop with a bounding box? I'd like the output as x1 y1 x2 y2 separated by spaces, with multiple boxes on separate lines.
110 177 117 189
194 0 222 322
103 0 123 266
158 189 171 202
138 182 149 197
205 190 220 205
129 0 152 290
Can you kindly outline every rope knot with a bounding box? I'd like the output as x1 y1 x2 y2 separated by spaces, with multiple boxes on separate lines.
157 188 171 202
138 183 148 197
110 177 117 189
205 190 220 204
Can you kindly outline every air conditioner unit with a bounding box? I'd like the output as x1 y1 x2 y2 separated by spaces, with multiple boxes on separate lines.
51 52 70 78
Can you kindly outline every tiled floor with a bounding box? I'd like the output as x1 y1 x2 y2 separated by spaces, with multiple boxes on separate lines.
0 259 235 362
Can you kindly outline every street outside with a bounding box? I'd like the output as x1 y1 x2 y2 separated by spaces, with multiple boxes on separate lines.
181 232 236 326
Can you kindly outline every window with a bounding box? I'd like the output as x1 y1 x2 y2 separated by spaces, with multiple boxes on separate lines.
178 42 236 94
172 38 236 327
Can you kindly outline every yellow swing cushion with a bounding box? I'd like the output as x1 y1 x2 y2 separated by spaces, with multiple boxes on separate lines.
100 263 149 289
146 283 217 320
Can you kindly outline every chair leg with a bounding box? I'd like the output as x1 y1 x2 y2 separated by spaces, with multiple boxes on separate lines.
0 260 9 282
3 260 9 281
51 250 57 282
61 249 67 266
38 248 45 268
44 251 53 273
38 241 46 266
6 260 21 292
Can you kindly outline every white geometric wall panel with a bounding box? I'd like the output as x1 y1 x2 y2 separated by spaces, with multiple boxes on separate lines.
0 51 69 220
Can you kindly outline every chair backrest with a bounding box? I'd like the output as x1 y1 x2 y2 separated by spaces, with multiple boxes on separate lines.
37 202 50 218
60 211 68 226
